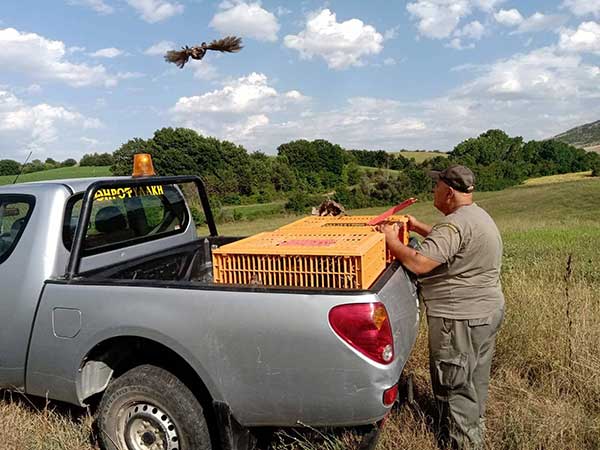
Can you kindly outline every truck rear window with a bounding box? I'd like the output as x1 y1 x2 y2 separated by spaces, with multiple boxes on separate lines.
0 195 35 265
63 184 189 255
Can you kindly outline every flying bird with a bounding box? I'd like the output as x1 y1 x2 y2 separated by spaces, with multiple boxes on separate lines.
164 36 243 69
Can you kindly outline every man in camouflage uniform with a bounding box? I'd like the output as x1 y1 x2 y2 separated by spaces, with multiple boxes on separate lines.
379 165 504 449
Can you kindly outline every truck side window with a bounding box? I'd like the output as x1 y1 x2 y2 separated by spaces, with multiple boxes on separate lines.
63 184 189 255
0 195 35 265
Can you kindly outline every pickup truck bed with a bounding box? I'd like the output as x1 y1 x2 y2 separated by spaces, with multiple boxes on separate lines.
27 242 418 427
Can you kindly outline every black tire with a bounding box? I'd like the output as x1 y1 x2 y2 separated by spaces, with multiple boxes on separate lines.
97 364 212 450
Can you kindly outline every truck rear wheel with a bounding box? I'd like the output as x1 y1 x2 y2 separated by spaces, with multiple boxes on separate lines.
97 364 212 450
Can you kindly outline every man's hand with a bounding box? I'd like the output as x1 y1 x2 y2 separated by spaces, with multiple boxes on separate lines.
375 222 400 245
376 221 441 275
405 215 432 237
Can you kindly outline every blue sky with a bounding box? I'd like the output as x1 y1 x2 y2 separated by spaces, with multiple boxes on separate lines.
0 0 599 161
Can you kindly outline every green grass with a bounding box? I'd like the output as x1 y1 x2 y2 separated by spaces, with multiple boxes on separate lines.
395 151 447 163
358 165 401 175
202 172 600 236
0 166 112 186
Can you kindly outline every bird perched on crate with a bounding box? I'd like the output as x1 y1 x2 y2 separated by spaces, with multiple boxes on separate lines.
164 36 243 69
312 199 345 217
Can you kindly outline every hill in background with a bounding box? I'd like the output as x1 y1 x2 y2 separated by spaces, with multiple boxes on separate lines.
554 119 600 153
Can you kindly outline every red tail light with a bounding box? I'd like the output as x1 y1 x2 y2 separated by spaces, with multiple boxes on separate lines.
383 384 398 406
328 302 394 365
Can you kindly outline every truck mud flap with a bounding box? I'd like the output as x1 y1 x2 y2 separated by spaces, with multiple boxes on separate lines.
214 401 257 450
357 418 385 450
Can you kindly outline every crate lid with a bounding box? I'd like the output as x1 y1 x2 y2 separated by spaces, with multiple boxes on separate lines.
276 215 408 231
212 231 385 256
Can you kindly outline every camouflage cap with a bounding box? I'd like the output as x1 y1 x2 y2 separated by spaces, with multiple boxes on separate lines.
429 165 475 193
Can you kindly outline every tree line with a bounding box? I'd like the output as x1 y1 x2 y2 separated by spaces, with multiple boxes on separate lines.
3 127 599 219
108 127 600 219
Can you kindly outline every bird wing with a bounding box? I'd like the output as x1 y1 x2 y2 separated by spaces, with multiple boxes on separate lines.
164 49 192 68
206 36 243 53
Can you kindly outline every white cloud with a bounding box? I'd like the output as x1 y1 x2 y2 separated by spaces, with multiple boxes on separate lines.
384 26 400 40
276 6 291 17
190 61 219 80
284 9 384 69
67 0 114 14
90 47 124 58
562 0 600 18
515 12 567 34
446 20 484 50
68 46 86 53
384 57 397 66
406 0 472 39
117 71 145 79
455 47 600 100
144 40 175 55
170 72 308 141
0 90 102 157
0 28 116 87
81 136 100 147
472 0 505 11
26 84 42 95
210 1 279 42
447 38 475 50
456 20 485 39
559 21 600 54
125 0 183 23
171 72 303 115
494 8 524 26
223 114 270 137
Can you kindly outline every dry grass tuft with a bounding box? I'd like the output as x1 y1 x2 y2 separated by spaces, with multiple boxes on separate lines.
0 392 97 450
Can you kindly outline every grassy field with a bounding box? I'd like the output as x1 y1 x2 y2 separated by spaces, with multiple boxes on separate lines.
2 172 600 450
0 166 111 186
358 165 401 175
395 151 448 163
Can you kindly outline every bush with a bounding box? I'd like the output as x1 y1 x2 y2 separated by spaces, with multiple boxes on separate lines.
591 158 600 177
61 158 77 167
284 191 323 213
22 159 45 173
80 152 114 166
0 159 21 176
189 206 205 225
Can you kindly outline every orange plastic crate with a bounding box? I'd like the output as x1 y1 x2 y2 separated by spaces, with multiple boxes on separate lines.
212 231 386 289
276 215 410 245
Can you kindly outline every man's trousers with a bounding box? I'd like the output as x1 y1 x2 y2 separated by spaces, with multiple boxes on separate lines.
427 307 504 449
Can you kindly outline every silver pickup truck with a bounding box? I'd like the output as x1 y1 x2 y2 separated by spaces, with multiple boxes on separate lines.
0 173 419 450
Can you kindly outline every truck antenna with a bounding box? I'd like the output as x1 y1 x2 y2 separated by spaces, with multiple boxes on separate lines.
13 151 33 184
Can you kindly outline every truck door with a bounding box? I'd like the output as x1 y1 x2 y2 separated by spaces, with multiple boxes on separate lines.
0 194 36 388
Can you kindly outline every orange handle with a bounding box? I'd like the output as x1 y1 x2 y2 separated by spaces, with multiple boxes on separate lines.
367 198 417 226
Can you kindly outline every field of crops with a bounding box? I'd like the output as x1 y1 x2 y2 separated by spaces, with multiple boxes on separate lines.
0 166 111 186
1 172 599 450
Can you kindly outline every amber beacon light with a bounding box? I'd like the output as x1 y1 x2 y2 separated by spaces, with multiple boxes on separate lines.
132 153 156 177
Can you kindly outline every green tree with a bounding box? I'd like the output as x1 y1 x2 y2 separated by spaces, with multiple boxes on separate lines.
61 158 77 167
23 159 44 173
0 159 21 176
589 153 600 177
80 152 114 166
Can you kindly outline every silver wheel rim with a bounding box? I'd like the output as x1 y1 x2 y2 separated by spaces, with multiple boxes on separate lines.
118 402 180 450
